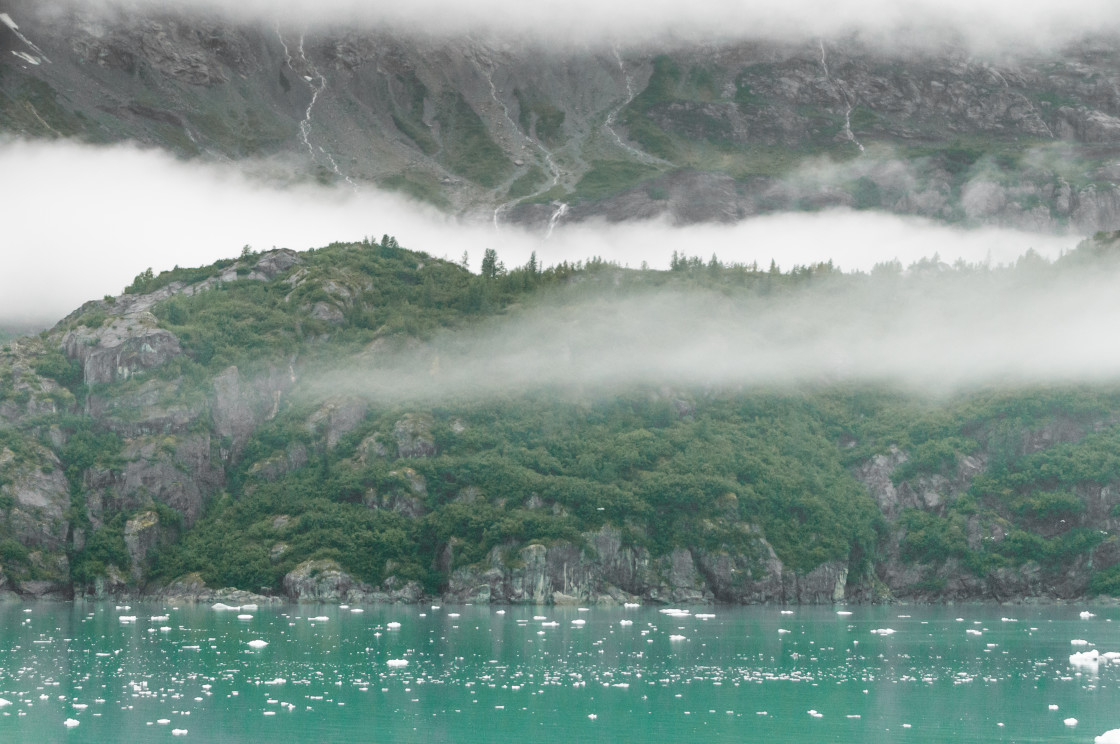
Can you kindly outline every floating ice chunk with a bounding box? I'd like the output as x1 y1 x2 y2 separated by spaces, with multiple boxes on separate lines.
669 635 686 641
836 611 852 616
966 629 982 636
157 719 170 725
846 714 861 719
448 613 460 618
1049 704 1059 710
264 679 286 685
172 729 188 736
350 609 364 613
623 603 640 608
150 615 170 622
119 616 137 623
588 714 598 720
1081 611 1096 619
1071 639 1091 646
695 613 715 619
619 620 633 626
72 704 87 710
572 619 586 625
387 659 409 668
241 604 258 611
870 628 896 635
807 709 823 718
1097 730 1120 743
237 615 253 620
248 640 268 649
1070 649 1100 671
1104 652 1120 661
533 616 548 620
64 718 79 728
778 629 791 634
212 603 239 611
0 699 10 707
542 622 559 627
387 622 401 629
310 616 329 622
1000 617 1018 622
780 610 794 615
1066 718 1079 726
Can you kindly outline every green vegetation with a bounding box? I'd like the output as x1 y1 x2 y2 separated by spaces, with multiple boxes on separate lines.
573 160 660 201
513 88 566 146
7 233 1120 599
434 92 513 188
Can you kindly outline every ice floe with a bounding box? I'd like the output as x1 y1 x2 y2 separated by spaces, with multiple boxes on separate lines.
387 659 409 668
1097 730 1120 743
248 640 269 649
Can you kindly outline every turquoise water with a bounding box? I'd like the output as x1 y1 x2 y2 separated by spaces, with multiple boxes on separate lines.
0 602 1118 742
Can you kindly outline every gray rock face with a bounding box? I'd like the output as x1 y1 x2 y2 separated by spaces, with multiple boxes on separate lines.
64 321 182 386
123 510 162 581
282 559 421 603
0 444 70 550
441 525 848 606
211 364 295 456
393 414 437 459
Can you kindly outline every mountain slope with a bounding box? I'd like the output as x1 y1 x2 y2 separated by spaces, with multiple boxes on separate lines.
4 1 1120 231
4 235 1120 602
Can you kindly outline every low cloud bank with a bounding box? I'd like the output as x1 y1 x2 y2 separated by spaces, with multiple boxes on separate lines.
309 259 1120 403
43 0 1120 51
0 139 1077 327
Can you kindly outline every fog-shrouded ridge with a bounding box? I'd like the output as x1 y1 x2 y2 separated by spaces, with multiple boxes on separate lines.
0 139 1078 327
306 257 1120 404
37 0 1120 51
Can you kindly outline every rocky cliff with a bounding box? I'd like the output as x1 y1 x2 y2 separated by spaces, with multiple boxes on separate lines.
4 0 1120 232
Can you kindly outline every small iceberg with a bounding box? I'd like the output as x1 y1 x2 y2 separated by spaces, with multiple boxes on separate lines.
64 718 79 728
1081 611 1096 619
1066 718 1079 727
212 603 239 611
1097 730 1120 743
1070 649 1100 671
619 620 633 626
870 628 896 636
1071 639 1091 646
310 616 329 622
248 640 268 649
237 615 253 620
386 622 401 629
387 659 409 668
172 729 188 736
669 634 686 641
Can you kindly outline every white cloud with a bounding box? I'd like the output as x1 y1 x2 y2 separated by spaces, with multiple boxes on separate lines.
53 0 1120 50
0 138 1077 327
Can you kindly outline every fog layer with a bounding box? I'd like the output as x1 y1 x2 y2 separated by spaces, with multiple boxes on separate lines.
310 258 1120 403
49 0 1120 50
0 139 1077 327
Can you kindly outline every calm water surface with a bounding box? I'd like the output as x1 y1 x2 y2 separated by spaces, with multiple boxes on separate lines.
0 601 1118 742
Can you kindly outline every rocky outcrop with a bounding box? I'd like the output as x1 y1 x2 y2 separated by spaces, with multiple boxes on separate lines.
211 364 296 457
282 559 421 603
63 316 182 386
153 572 281 605
393 414 437 459
441 525 850 606
0 444 70 550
